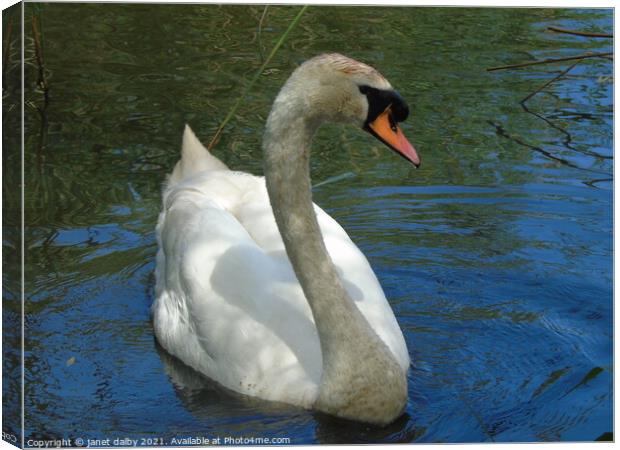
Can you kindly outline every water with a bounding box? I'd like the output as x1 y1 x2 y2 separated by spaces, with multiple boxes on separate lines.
3 4 612 444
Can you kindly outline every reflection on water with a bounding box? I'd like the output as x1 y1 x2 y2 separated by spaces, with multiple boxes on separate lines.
156 342 425 444
3 4 612 444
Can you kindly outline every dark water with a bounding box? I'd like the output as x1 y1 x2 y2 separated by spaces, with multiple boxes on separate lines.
3 4 612 445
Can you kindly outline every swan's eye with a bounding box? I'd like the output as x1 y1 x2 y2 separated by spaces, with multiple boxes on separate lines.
388 113 398 133
358 85 370 95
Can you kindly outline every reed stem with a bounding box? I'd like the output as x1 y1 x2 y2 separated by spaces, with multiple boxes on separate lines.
207 5 309 150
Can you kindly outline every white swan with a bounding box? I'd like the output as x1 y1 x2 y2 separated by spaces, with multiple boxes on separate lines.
152 53 421 425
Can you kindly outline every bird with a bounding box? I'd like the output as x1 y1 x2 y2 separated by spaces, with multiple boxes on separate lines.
152 53 420 425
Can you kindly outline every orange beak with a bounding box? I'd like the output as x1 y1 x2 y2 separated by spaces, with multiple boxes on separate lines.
367 107 420 168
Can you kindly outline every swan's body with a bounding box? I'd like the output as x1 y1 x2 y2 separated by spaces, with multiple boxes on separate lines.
153 54 420 425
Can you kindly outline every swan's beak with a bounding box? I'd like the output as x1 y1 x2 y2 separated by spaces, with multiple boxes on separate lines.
367 108 420 168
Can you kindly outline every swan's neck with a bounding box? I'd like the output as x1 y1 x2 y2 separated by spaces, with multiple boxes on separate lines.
263 91 407 425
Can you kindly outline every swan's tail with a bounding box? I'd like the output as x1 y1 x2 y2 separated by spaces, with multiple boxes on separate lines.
168 125 229 184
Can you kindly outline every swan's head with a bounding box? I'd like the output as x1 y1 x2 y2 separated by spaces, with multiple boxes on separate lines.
281 53 420 167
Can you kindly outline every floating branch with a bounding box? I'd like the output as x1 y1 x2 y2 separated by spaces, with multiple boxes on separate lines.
547 26 612 39
486 52 613 72
207 5 309 151
488 23 613 181
488 120 611 176
520 60 581 104
584 178 613 188
520 102 612 161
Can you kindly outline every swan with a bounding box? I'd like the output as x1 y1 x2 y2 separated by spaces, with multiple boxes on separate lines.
152 53 421 425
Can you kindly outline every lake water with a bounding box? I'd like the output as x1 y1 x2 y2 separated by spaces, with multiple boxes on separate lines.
2 4 613 445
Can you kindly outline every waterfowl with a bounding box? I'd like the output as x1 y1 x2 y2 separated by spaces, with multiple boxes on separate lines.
152 53 420 425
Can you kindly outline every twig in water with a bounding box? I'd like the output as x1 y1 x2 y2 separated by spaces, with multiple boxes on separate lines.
584 178 613 188
547 26 612 39
520 101 612 161
488 120 611 176
486 52 612 72
207 5 309 151
520 60 581 104
518 61 612 161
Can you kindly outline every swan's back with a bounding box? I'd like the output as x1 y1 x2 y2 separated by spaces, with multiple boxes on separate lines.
153 125 409 408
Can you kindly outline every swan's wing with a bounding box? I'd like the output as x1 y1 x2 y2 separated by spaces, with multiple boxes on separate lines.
153 173 321 406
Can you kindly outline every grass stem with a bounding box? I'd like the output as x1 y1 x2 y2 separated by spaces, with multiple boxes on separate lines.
207 5 309 151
